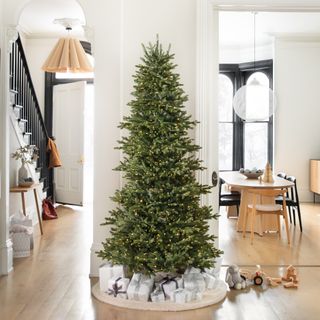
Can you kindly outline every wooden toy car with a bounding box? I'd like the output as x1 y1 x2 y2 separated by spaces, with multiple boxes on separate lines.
240 265 266 286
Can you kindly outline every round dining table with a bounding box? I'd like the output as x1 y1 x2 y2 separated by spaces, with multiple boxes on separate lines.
219 171 294 235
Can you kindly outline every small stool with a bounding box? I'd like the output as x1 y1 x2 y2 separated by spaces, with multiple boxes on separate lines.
10 184 43 235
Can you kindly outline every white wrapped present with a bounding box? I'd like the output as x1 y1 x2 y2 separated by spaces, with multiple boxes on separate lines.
107 276 130 298
202 272 216 289
205 257 223 278
184 267 201 274
181 288 203 302
169 288 187 303
127 273 154 302
150 286 165 302
160 276 183 299
183 273 206 292
99 263 124 293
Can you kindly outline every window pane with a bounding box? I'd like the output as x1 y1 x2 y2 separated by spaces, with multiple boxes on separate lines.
244 123 267 170
218 74 233 122
219 123 233 170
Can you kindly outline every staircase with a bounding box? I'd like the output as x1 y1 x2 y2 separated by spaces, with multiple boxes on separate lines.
9 35 52 198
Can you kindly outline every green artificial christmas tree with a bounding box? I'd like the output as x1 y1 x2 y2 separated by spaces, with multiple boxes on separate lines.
98 39 222 275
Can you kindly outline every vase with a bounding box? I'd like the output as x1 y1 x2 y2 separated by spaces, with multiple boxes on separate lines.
18 162 28 185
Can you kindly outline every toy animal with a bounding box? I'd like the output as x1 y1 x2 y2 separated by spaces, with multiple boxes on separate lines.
225 264 246 290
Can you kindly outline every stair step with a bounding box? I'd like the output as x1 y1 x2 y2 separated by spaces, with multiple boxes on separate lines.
40 177 46 183
18 118 28 123
13 104 23 109
23 132 32 136
10 89 18 94
43 186 49 193
36 167 42 173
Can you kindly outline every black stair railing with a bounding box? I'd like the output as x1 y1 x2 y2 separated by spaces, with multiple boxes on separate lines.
9 34 52 198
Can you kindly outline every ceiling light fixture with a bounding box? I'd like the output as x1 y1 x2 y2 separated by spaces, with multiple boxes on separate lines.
232 12 276 121
42 18 93 73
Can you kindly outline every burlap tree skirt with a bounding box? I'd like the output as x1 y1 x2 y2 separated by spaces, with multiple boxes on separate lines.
92 279 227 312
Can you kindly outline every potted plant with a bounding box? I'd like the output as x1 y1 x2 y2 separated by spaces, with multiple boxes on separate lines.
11 145 39 187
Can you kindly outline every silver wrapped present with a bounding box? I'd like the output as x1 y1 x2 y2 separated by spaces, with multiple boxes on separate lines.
107 276 130 298
169 288 187 303
183 288 203 302
183 273 206 292
150 286 165 302
184 267 201 274
160 276 183 299
99 263 124 293
202 272 216 289
204 257 223 278
127 273 154 302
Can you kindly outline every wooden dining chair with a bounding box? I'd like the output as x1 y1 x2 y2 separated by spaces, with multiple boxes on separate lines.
242 188 290 245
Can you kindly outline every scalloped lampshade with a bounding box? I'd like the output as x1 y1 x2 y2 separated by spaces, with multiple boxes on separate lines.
42 37 93 73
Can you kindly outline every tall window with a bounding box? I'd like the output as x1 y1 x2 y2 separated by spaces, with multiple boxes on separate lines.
218 60 273 171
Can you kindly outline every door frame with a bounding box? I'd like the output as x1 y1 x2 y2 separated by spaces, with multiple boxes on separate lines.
44 41 93 200
196 0 320 243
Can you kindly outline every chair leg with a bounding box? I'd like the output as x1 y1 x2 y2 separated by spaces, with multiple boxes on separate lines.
250 210 255 245
288 206 292 223
283 210 290 245
297 204 303 232
243 208 248 238
277 213 281 239
236 205 239 216
293 208 296 226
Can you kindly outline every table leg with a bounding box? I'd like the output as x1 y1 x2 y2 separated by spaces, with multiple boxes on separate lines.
33 189 43 235
21 192 27 216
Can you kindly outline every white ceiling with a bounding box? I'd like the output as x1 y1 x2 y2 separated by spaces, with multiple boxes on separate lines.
220 11 320 49
18 3 320 45
19 0 85 38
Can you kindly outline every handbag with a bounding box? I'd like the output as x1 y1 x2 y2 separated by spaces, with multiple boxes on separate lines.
42 198 58 220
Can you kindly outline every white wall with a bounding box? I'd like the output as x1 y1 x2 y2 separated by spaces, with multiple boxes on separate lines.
220 43 273 64
23 37 58 114
274 38 320 201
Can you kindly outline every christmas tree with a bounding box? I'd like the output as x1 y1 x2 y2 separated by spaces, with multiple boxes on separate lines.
98 39 222 275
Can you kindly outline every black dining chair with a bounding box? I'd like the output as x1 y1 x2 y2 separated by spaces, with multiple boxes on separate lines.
277 172 287 179
219 178 241 216
276 175 302 231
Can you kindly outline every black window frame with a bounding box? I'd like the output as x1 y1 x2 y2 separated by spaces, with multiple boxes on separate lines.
219 59 273 171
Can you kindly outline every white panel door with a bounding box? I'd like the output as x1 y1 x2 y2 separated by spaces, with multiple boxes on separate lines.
53 81 86 205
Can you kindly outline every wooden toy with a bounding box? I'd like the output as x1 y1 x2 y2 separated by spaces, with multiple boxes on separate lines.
240 265 265 286
262 162 274 183
266 277 282 287
282 265 299 283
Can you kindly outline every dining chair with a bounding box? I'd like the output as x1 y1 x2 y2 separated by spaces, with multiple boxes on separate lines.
243 188 290 245
276 172 292 223
277 172 287 179
219 178 241 216
285 176 302 232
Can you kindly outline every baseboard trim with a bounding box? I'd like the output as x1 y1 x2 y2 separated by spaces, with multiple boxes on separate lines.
0 239 13 275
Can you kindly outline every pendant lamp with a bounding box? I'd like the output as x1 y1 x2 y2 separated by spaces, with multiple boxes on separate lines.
42 19 93 73
232 12 275 121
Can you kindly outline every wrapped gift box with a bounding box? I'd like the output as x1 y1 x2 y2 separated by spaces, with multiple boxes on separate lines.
107 276 130 298
150 286 165 303
169 288 187 303
183 273 206 292
99 263 124 293
160 277 183 299
202 272 216 289
127 273 154 302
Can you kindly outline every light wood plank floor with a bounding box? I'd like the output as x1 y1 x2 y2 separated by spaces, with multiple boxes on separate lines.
1 203 320 319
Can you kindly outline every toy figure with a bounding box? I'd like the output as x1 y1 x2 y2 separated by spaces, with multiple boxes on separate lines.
225 264 246 290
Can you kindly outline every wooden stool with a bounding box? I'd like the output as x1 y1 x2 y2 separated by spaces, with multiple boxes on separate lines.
10 184 43 235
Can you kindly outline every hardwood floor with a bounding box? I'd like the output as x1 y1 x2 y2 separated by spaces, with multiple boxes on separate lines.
1 203 320 319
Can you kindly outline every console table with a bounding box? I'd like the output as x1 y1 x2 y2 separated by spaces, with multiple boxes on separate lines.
10 184 43 235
